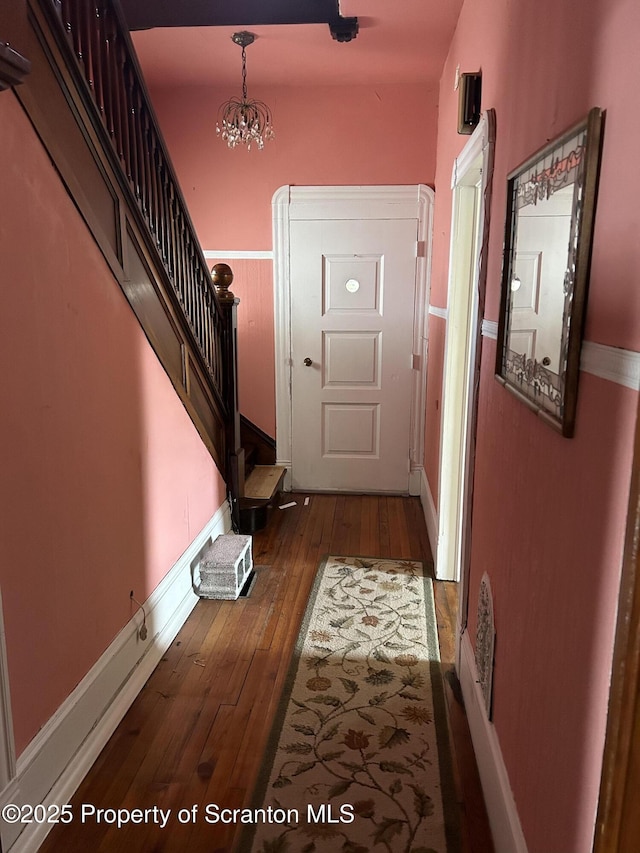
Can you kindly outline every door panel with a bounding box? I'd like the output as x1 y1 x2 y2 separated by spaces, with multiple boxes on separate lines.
290 218 416 492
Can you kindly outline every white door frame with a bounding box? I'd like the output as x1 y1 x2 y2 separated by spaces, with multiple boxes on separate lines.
272 185 434 494
436 113 496 597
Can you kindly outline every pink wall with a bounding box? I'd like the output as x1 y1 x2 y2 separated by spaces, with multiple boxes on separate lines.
146 82 439 436
150 82 438 248
429 0 640 850
0 93 225 755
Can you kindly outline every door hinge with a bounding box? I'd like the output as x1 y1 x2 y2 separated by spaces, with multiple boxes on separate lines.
412 353 421 370
416 240 426 258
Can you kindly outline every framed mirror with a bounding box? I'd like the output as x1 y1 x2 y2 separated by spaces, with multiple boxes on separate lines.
495 108 604 437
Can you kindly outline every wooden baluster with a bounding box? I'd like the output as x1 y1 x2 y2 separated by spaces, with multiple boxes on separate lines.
175 206 187 314
199 267 207 355
165 183 173 271
59 0 74 45
158 157 169 264
143 110 154 228
156 152 165 252
146 127 157 234
127 71 142 195
200 273 209 358
135 90 149 211
123 62 137 185
140 96 151 216
101 3 116 140
157 155 166 260
193 270 206 355
168 183 178 287
187 241 195 334
189 245 199 342
204 288 213 374
122 59 138 184
52 0 64 23
180 215 190 320
112 36 127 161
189 248 202 350
67 0 82 65
90 4 106 118
213 303 222 389
151 127 161 240
80 0 95 94
134 86 148 201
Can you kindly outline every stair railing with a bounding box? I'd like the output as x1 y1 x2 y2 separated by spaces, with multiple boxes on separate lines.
29 0 242 486
45 0 228 408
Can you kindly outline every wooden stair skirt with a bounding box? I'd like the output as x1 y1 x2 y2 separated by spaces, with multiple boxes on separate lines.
238 465 287 534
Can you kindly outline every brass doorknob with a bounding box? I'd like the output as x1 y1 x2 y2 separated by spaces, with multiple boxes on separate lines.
303 357 313 366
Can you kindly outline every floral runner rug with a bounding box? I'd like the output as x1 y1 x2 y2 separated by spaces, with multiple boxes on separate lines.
242 556 461 853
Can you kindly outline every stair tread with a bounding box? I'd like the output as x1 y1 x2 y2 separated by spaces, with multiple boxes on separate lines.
244 465 286 500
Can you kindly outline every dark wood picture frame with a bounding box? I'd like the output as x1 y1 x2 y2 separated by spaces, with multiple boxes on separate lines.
495 108 604 437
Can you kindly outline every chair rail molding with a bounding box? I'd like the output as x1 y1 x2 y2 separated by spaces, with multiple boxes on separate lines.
204 250 274 260
580 341 640 390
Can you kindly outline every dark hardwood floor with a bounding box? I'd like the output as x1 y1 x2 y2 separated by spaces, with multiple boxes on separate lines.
40 494 493 852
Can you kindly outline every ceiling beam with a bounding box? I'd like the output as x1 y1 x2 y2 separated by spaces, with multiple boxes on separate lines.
119 0 356 37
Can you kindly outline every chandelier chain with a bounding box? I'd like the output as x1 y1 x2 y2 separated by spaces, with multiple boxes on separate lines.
241 46 248 101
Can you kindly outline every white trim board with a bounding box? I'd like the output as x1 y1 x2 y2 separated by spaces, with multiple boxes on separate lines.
419 468 438 571
459 632 529 853
481 322 640 390
581 341 640 390
203 250 273 260
272 184 434 494
481 318 498 339
1 502 231 853
428 305 448 320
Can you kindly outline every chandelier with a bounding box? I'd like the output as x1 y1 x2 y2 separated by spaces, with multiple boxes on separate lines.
216 32 275 151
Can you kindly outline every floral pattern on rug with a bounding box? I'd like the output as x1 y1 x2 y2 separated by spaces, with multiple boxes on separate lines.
248 556 457 853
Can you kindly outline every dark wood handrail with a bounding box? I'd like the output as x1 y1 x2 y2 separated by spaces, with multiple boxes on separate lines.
0 40 31 90
45 0 227 405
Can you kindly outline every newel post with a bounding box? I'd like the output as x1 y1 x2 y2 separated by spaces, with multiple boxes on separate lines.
211 263 244 530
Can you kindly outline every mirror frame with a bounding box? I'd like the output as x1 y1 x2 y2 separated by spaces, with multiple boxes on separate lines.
495 108 604 437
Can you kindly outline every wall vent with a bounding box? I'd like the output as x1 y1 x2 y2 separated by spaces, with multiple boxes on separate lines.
475 572 496 719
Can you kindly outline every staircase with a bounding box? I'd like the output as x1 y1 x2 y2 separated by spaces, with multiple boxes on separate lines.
20 0 284 533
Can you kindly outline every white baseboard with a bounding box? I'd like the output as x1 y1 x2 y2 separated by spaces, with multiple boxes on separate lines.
409 467 421 497
1 501 231 853
419 468 438 570
459 632 528 853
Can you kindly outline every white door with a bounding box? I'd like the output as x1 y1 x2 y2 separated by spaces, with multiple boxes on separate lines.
510 185 573 369
290 217 417 492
